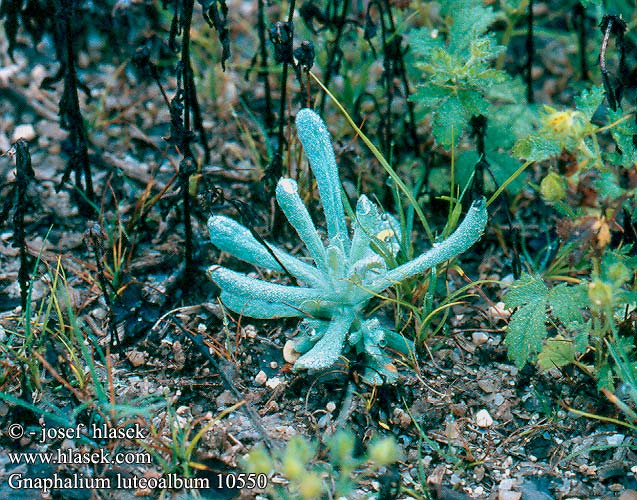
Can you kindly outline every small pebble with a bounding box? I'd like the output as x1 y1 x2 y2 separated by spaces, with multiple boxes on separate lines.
283 340 300 363
326 401 336 413
478 378 496 393
243 324 257 338
126 350 147 367
476 409 494 428
12 123 36 142
265 377 282 389
254 370 267 386
269 361 278 369
607 433 625 447
499 478 516 491
472 332 489 346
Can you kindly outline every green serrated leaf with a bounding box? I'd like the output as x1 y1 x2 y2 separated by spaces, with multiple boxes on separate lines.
569 320 591 353
431 97 466 146
574 86 604 121
503 273 548 309
548 283 587 325
504 301 548 369
538 336 575 371
513 135 562 162
504 275 587 369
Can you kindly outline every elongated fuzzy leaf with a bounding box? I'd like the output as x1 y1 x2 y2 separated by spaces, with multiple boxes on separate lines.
208 215 281 270
295 109 348 245
350 195 401 263
276 178 327 270
208 266 323 307
220 291 304 319
294 310 355 370
367 198 487 293
208 215 323 286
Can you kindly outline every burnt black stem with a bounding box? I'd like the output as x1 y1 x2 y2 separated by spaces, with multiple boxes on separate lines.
172 318 276 452
526 0 535 103
86 224 119 348
180 0 210 164
277 0 296 170
599 15 626 112
574 3 588 80
180 158 196 281
258 0 274 130
56 0 95 216
381 2 393 159
11 140 34 311
181 0 193 135
470 115 487 199
600 17 615 110
318 0 349 115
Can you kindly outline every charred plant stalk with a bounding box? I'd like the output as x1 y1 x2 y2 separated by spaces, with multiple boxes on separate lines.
54 0 95 216
318 0 349 115
180 0 210 163
598 15 627 112
526 0 534 103
470 115 487 199
85 224 119 347
275 1 296 183
180 158 196 280
258 0 274 130
574 3 588 80
9 140 35 310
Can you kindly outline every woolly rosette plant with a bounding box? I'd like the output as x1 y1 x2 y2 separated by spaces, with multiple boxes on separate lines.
208 109 488 384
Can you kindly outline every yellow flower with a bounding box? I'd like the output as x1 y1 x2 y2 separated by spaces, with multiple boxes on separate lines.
541 106 589 140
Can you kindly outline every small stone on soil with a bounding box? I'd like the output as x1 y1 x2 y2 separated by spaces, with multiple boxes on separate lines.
472 331 489 345
11 124 36 142
476 409 494 428
254 370 267 386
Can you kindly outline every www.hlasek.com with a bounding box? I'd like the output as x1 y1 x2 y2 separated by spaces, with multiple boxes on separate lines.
3 422 210 493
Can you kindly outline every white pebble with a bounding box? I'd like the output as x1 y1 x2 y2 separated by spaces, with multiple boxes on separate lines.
476 409 494 428
472 332 489 346
266 377 282 389
12 124 36 142
254 370 267 386
607 433 625 447
283 340 300 363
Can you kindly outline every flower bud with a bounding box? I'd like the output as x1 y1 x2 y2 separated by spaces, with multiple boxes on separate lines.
588 280 613 308
540 171 566 201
